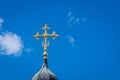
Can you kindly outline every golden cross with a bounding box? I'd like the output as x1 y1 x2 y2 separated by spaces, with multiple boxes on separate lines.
34 24 58 58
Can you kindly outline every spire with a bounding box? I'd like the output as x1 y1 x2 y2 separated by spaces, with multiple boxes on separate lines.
32 24 58 80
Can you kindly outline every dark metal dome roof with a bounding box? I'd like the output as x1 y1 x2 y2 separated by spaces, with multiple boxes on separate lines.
32 59 57 80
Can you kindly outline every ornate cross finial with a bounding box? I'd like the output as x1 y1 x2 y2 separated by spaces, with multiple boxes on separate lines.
34 24 58 59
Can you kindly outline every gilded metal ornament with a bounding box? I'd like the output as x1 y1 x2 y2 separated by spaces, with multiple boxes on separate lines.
34 24 58 58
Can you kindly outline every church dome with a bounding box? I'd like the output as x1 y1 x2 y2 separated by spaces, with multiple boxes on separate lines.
33 24 58 80
32 59 57 80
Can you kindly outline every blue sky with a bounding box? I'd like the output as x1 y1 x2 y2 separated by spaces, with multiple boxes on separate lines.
0 0 120 80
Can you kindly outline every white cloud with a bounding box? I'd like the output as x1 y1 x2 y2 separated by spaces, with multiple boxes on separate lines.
25 48 32 53
82 17 87 21
0 18 4 29
66 35 76 46
67 11 81 26
67 11 87 26
68 11 72 17
0 32 23 56
74 18 80 24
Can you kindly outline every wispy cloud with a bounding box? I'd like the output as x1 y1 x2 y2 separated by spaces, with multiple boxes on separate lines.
67 11 87 26
25 48 32 53
0 18 4 29
67 11 80 26
0 32 23 56
68 11 72 17
66 35 76 46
